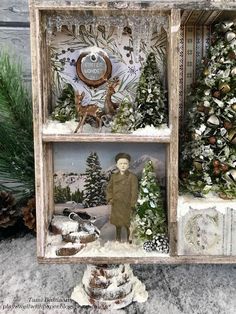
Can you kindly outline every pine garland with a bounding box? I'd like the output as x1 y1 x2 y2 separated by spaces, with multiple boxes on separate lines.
0 52 34 203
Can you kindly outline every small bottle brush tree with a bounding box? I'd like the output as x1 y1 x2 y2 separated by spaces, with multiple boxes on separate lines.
83 152 107 208
111 97 135 133
134 52 167 129
134 160 167 241
51 83 76 122
180 21 236 199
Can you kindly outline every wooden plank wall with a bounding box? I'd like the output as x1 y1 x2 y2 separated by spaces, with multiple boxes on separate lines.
0 0 31 82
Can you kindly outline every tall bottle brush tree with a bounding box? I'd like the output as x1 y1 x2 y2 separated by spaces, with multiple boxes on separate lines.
134 52 167 129
83 152 107 208
180 21 236 198
133 160 167 241
0 52 35 229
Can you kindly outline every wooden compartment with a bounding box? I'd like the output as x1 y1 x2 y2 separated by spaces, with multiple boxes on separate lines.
29 0 236 264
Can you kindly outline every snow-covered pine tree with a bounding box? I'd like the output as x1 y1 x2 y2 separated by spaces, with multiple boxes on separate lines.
51 83 76 122
134 160 167 240
111 97 135 133
180 21 236 199
134 52 167 129
83 152 107 208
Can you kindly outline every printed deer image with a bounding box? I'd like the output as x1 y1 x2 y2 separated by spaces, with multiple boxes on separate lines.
74 91 102 133
104 77 120 116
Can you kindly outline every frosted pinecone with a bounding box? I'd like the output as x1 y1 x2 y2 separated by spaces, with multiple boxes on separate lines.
152 234 169 253
143 240 156 252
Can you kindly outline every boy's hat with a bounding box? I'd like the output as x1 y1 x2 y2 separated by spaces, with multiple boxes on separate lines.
115 153 131 162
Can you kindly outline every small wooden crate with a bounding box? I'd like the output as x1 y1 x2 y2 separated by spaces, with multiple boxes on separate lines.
29 0 236 264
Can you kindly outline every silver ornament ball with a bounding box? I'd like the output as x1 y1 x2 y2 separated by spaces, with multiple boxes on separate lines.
207 115 220 127
231 67 236 76
225 31 236 42
225 170 236 183
221 21 234 32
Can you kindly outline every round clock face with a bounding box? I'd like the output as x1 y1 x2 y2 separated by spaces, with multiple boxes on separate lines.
76 51 112 87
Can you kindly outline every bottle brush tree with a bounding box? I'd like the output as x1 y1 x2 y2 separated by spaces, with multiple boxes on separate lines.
134 160 167 241
134 52 167 129
180 21 236 199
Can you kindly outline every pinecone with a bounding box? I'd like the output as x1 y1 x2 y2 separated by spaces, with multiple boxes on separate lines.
0 191 18 228
152 234 169 254
143 240 156 252
22 198 36 232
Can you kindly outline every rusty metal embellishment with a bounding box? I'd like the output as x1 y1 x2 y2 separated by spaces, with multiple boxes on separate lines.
76 49 112 87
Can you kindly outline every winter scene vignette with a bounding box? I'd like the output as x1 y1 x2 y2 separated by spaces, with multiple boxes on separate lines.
43 21 169 136
46 143 169 258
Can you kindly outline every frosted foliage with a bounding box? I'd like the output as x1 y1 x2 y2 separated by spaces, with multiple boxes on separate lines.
133 160 167 241
180 21 236 198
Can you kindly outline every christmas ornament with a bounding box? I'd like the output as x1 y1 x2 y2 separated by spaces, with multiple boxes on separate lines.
213 167 221 175
22 198 36 232
212 90 221 99
212 160 229 175
204 100 210 107
197 105 205 112
213 160 220 168
231 67 236 76
208 136 217 144
228 129 236 145
224 121 233 130
0 191 17 228
225 31 236 42
220 21 234 32
203 68 210 76
219 82 231 94
220 164 229 173
230 39 236 47
231 103 236 111
193 160 203 171
207 115 220 127
225 170 236 183
228 50 236 60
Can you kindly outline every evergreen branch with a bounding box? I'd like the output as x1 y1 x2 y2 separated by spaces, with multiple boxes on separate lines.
0 51 34 203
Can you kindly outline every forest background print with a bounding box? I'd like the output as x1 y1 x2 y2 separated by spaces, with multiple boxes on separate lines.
50 25 167 108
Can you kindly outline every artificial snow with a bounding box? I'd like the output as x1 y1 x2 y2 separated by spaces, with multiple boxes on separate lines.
132 124 171 136
43 119 78 134
43 119 112 134
1 235 236 314
45 235 169 259
43 120 170 136
71 264 148 309
178 193 236 217
50 216 78 235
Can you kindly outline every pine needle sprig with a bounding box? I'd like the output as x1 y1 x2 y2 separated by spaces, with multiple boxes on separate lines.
0 51 34 203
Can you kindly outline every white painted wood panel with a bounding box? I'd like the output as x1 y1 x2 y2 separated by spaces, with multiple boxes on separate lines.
0 27 31 79
0 0 29 23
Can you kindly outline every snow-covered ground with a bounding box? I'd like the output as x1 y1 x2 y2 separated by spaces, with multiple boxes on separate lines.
47 205 169 259
1 234 236 314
